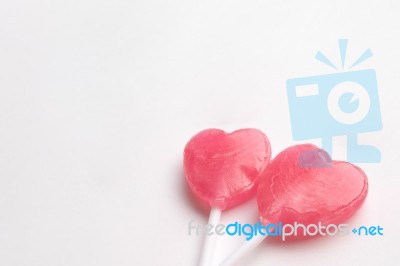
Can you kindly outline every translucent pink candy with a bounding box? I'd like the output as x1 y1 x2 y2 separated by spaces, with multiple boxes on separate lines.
184 129 271 210
258 144 368 236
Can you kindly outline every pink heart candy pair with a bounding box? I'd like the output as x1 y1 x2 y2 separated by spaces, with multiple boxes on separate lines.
184 128 368 238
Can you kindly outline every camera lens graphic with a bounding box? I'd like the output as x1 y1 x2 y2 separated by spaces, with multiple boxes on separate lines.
327 81 371 125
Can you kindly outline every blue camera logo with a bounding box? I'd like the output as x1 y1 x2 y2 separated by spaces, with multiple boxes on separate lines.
287 40 382 163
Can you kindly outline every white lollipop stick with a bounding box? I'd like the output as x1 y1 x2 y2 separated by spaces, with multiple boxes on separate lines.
199 207 222 266
219 233 267 266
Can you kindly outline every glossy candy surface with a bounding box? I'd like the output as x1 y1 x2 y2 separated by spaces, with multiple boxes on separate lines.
258 144 368 232
184 129 271 210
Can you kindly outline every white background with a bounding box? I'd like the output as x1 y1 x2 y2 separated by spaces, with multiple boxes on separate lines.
1 1 400 265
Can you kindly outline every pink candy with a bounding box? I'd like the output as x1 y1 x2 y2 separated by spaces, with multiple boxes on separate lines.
184 131 371 266
184 129 369 242
184 129 271 210
257 144 368 238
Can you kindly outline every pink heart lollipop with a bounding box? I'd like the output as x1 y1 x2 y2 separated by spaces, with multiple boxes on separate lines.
258 144 368 232
184 128 271 210
184 128 271 266
220 144 368 265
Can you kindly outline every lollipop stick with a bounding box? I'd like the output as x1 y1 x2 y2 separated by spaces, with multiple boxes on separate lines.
199 207 222 266
219 234 267 266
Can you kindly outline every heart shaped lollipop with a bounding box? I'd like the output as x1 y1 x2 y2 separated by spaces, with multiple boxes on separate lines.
258 144 368 230
184 128 271 266
184 128 271 210
220 144 368 265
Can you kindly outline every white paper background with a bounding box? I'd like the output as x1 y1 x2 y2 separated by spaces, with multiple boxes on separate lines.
0 1 399 265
